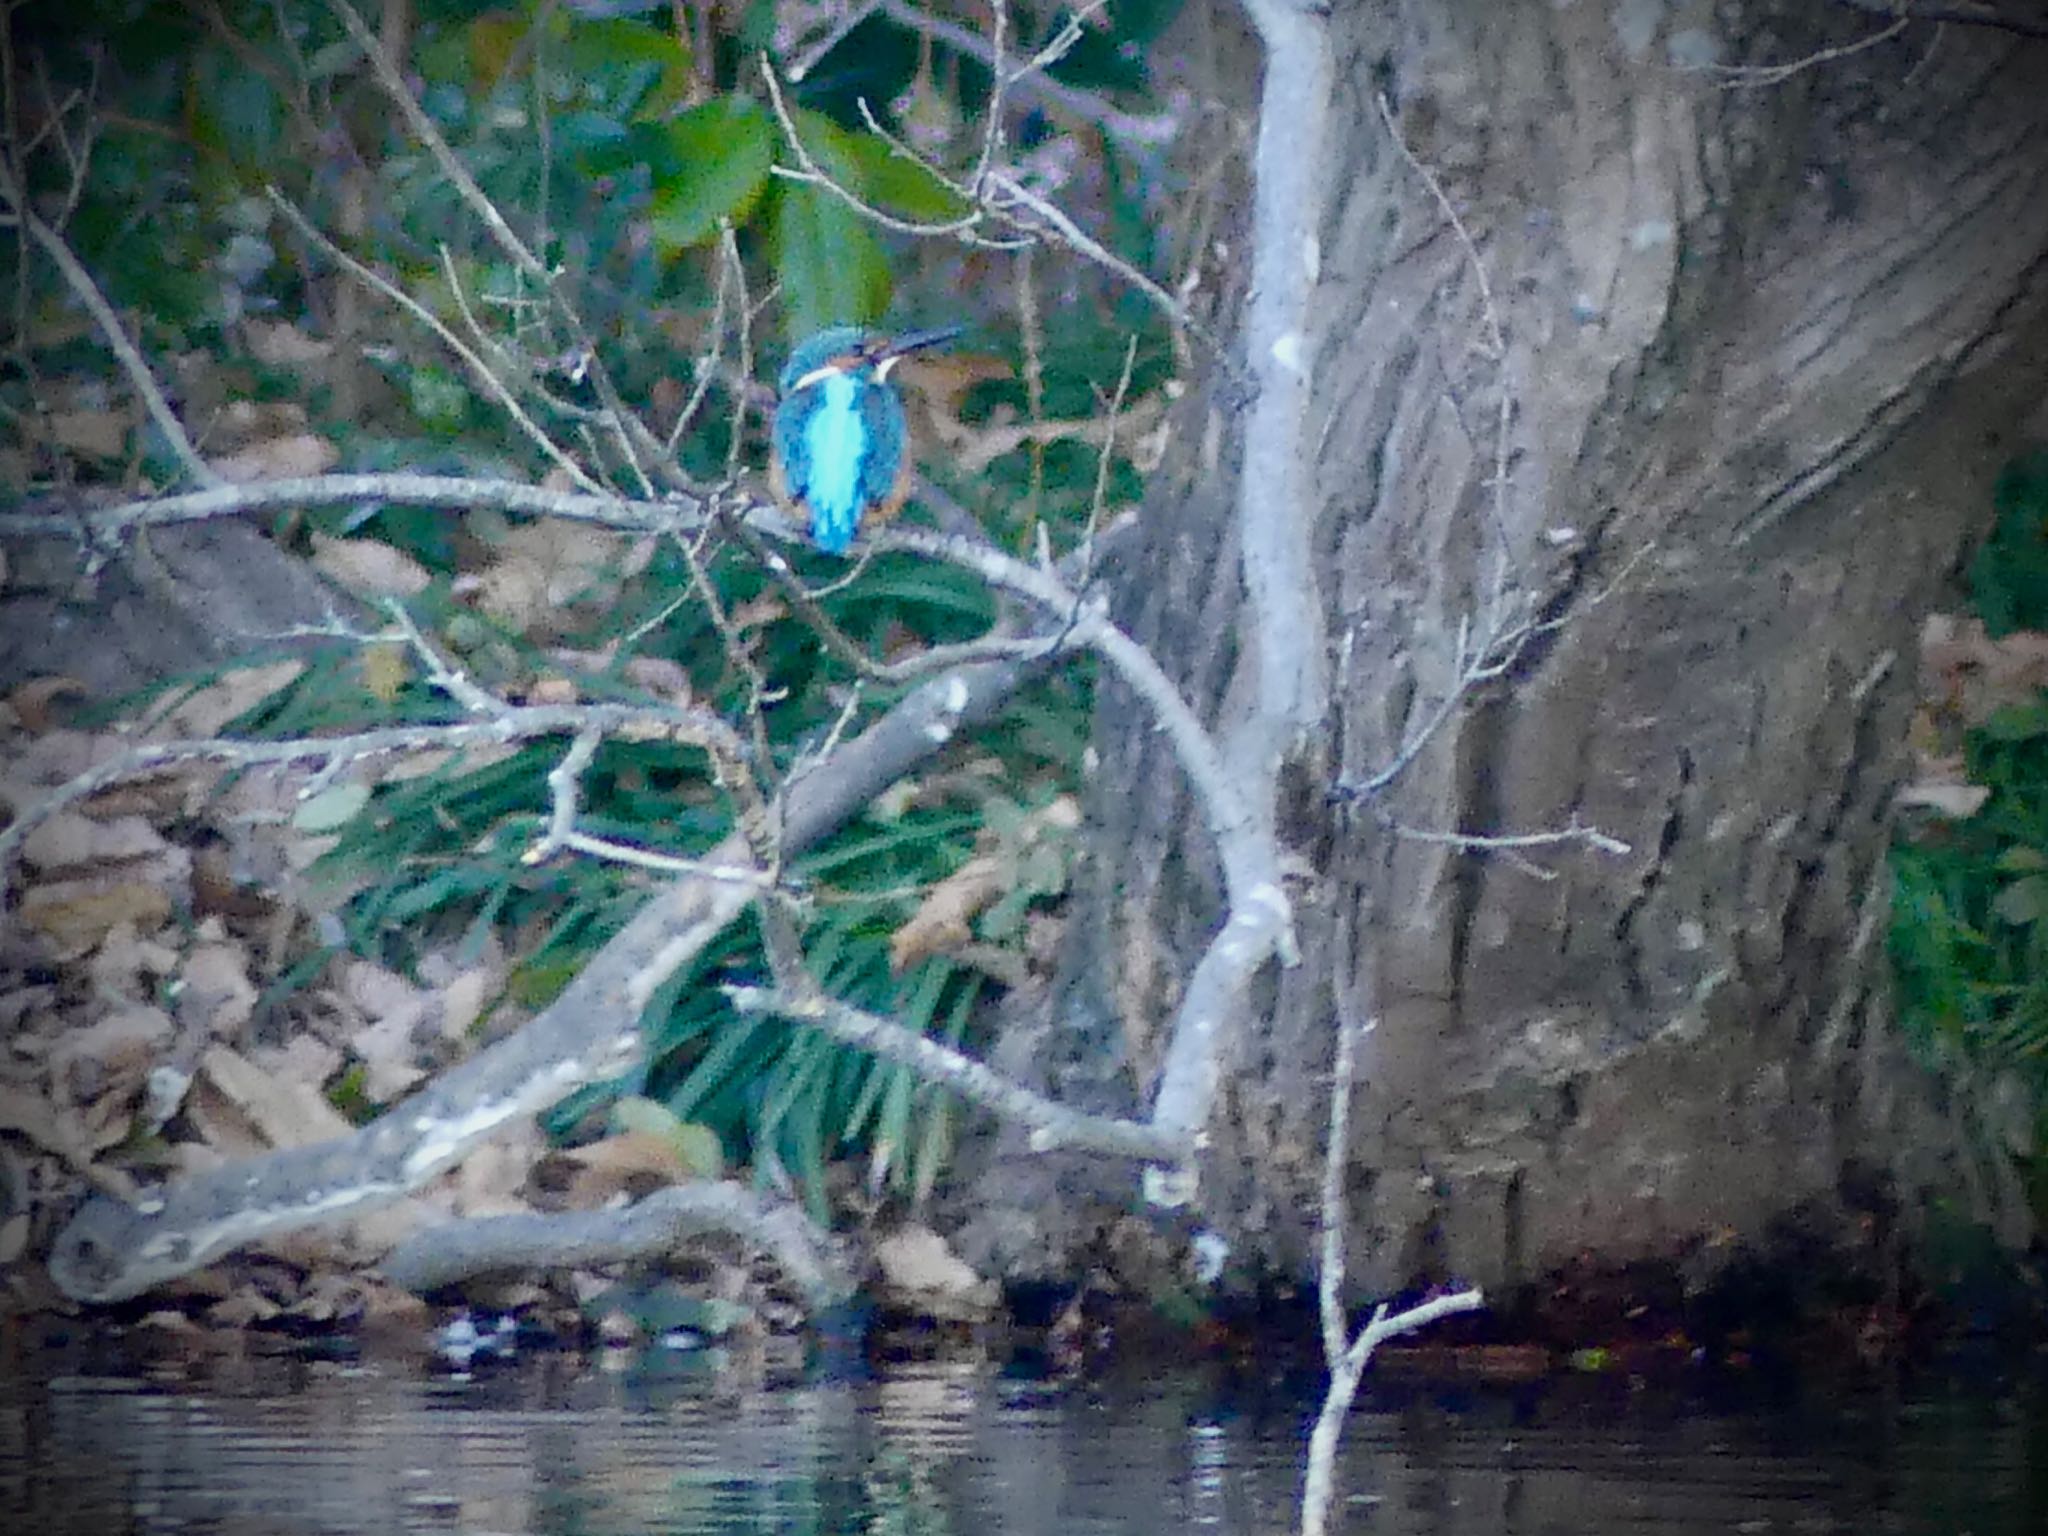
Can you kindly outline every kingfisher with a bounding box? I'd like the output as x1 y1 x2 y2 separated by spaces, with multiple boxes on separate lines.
769 324 960 555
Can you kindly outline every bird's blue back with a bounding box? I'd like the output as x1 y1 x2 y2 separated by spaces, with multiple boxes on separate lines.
773 328 909 555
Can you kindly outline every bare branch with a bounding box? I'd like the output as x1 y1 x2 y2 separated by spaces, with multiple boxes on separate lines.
1300 921 1485 1535
876 522 1296 1148
380 1181 856 1308
1231 0 1336 773
324 0 656 495
761 59 990 241
381 596 506 717
46 644 1056 1301
268 191 604 493
785 0 886 82
726 985 1189 1161
1300 1286 1487 1535
0 471 692 543
983 167 1221 349
326 0 548 287
1317 1009 1367 1367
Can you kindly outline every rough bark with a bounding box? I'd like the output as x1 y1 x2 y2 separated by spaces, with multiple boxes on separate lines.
957 1 2048 1298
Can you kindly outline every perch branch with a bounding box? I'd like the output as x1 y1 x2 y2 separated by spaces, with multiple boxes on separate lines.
0 472 695 542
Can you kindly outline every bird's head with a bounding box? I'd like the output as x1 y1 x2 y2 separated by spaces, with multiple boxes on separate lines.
777 325 963 400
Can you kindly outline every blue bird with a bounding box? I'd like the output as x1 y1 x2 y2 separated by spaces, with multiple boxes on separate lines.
770 324 959 555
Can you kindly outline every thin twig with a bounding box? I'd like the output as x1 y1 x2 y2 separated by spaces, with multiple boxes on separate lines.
874 0 1180 144
1697 9 1912 86
761 59 988 241
1375 91 1514 554
984 168 1221 348
327 0 548 286
0 701 740 892
1082 334 1140 579
269 190 604 493
667 225 739 456
1380 816 1633 860
0 472 678 543
0 159 219 489
786 0 885 80
1839 0 2048 40
1299 1288 1486 1536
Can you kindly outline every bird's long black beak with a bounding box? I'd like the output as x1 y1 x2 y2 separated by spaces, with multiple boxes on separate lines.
877 324 963 361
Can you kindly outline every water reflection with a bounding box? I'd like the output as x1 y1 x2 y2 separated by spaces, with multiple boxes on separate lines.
1 1347 2041 1535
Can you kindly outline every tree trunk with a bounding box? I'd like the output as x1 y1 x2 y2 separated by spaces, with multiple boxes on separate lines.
957 2 2048 1299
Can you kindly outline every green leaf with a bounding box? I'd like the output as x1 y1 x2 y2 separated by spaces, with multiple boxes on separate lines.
1981 702 2048 742
1995 875 2048 926
1971 452 2048 636
770 180 892 335
293 783 371 834
612 1094 727 1179
407 366 472 430
562 18 696 120
1018 841 1068 896
840 132 970 223
647 98 775 252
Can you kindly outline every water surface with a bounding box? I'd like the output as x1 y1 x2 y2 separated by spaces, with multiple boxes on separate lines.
2 1342 2042 1534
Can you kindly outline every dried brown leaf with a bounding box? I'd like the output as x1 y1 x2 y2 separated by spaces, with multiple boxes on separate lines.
87 923 182 1005
468 518 624 631
21 812 169 875
49 409 130 460
49 1003 172 1111
0 1083 91 1164
9 676 89 733
537 1129 688 1207
889 854 1003 973
872 1224 997 1320
179 942 260 1037
22 878 176 957
359 642 411 703
621 655 693 703
196 1044 351 1149
310 532 431 599
249 1033 345 1090
207 1290 283 1326
209 433 339 484
242 319 335 368
147 660 305 739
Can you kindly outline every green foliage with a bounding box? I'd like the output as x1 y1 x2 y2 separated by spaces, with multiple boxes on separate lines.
643 99 776 252
1969 454 2048 637
1892 456 2048 1210
773 179 893 336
